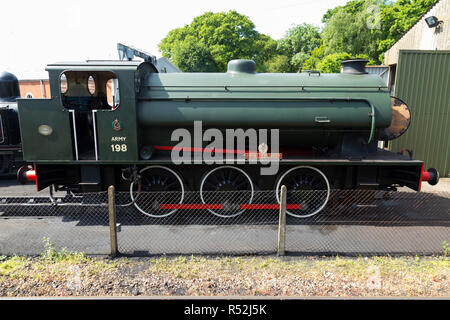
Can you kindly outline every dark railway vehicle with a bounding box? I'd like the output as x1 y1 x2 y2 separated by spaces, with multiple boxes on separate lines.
16 55 439 217
0 71 25 176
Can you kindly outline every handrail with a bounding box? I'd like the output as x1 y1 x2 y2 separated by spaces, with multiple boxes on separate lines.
366 102 376 144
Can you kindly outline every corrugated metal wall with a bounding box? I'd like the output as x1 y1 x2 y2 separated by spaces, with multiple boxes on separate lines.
365 66 389 86
391 50 450 177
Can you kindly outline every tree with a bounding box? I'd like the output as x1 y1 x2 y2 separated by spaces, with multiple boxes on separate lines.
277 23 321 71
264 55 292 73
302 47 374 73
317 52 352 73
321 0 382 63
159 10 277 72
302 45 327 71
376 0 438 61
169 38 217 72
158 1 439 73
322 0 367 23
277 23 321 57
252 34 278 72
321 0 439 64
291 52 310 72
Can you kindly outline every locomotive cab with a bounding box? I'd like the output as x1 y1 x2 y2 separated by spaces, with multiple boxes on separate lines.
60 70 120 160
16 61 143 191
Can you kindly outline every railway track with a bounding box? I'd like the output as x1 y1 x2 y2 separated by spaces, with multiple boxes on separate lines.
0 177 448 226
0 194 448 227
0 195 106 206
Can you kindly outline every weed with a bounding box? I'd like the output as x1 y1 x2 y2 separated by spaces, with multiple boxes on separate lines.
41 237 87 263
0 255 26 276
442 241 449 257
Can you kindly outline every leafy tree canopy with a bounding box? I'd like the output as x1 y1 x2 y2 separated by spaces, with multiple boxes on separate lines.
278 23 321 56
159 10 276 72
321 0 383 63
321 0 438 64
302 44 327 72
263 55 292 73
277 23 321 71
169 38 217 72
317 52 353 73
322 0 368 23
376 0 438 58
159 0 438 73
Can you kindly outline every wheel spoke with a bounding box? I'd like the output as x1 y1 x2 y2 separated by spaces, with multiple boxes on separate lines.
130 166 184 218
200 166 254 218
276 166 330 218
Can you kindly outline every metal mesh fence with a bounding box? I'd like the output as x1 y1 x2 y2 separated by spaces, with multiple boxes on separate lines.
0 193 109 255
0 189 448 256
285 190 450 255
115 190 280 255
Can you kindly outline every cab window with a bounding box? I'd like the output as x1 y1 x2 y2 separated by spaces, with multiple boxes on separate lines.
60 71 119 111
106 78 120 110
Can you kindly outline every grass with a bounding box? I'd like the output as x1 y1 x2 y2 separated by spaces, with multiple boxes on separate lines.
2 249 448 280
442 241 449 257
119 254 449 285
0 238 449 296
41 237 88 263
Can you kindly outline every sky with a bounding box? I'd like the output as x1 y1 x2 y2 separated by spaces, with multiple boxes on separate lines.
1 0 349 79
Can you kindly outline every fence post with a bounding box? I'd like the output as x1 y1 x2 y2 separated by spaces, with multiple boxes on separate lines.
278 185 287 256
108 185 118 257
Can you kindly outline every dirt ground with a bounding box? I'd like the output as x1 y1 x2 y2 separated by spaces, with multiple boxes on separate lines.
418 178 450 193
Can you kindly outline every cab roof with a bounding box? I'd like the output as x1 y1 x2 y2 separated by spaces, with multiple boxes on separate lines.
47 60 142 67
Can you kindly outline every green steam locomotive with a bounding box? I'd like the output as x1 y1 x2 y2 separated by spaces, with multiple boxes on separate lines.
16 50 439 218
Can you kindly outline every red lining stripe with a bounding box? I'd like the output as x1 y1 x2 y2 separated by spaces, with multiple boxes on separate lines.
152 145 283 159
240 204 301 210
418 162 424 192
153 145 248 154
34 164 39 192
160 204 223 209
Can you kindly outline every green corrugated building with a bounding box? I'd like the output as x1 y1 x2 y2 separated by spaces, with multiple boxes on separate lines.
384 0 450 177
